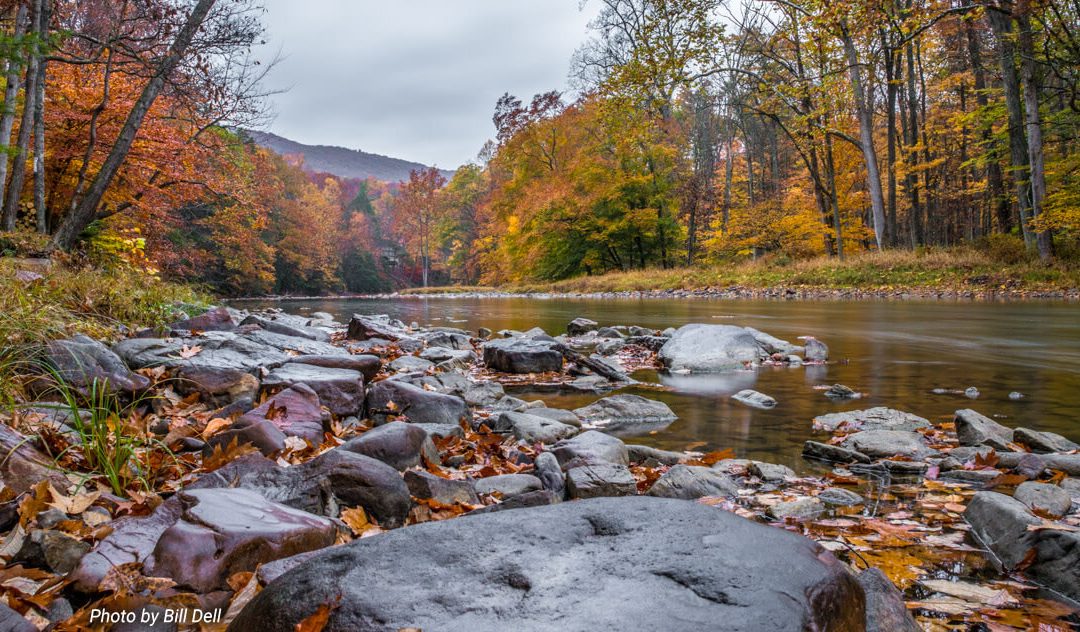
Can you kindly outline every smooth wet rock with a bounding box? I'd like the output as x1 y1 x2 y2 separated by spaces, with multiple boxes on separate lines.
658 324 765 373
627 444 686 466
473 473 543 498
228 496 865 632
745 327 799 354
566 463 637 499
527 407 581 427
858 568 920 632
823 384 860 400
965 491 1080 601
1014 482 1072 519
1008 391 1024 400
802 441 872 464
750 461 795 482
239 383 326 445
841 430 934 460
533 452 565 497
174 365 258 406
1039 454 1080 476
813 407 930 433
819 488 865 507
346 314 405 341
768 497 826 521
200 450 412 529
646 464 737 499
42 334 150 396
573 394 676 435
964 386 980 399
551 430 629 467
804 337 828 362
0 602 36 632
1012 453 1047 480
263 363 364 417
240 314 330 342
732 389 777 409
491 411 578 443
596 339 625 355
0 425 71 493
289 354 380 383
169 306 235 332
341 422 438 471
567 317 599 336
482 337 563 373
470 489 560 513
365 379 468 426
954 409 1013 449
205 414 288 456
404 470 479 505
145 488 336 593
594 326 624 339
388 355 435 373
939 469 1001 484
115 331 344 373
1013 427 1080 454
462 381 505 407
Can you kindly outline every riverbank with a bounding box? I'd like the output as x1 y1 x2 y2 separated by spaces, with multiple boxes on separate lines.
397 250 1080 301
0 306 1077 629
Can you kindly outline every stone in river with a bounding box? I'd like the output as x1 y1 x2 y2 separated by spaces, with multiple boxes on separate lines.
732 389 777 409
551 430 629 467
841 430 935 460
229 497 866 632
813 407 930 433
262 363 364 417
1013 482 1073 519
767 497 826 521
954 409 1013 449
804 337 829 362
340 422 439 471
473 473 543 498
1013 427 1080 454
645 464 738 499
802 440 872 465
364 379 468 426
573 394 677 435
567 317 599 336
658 324 766 373
565 463 637 499
482 337 563 374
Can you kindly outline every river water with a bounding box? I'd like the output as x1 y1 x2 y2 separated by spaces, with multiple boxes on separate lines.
236 296 1080 471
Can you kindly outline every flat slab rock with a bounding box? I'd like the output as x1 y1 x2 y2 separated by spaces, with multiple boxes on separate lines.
230 497 865 632
573 394 677 436
813 407 930 433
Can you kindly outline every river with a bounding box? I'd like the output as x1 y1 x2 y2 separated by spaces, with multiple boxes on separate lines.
233 296 1080 471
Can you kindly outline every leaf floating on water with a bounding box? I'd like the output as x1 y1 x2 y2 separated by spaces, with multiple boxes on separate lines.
919 580 1019 607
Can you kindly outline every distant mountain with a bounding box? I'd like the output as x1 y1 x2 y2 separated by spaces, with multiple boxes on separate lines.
245 130 453 183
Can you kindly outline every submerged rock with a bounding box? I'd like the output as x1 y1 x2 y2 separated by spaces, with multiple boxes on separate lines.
229 497 866 632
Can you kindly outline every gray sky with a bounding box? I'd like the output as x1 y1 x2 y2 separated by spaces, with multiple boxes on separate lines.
256 0 599 169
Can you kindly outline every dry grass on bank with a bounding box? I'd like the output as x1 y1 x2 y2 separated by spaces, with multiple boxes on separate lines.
402 249 1080 296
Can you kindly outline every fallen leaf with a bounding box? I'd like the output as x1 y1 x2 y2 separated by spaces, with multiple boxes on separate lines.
295 597 340 632
178 344 203 359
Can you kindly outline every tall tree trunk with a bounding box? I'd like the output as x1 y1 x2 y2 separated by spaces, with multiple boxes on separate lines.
50 0 217 251
986 6 1035 247
1016 1 1053 261
965 17 1010 233
1 0 40 231
32 0 49 233
841 22 887 249
905 38 924 247
0 3 29 225
884 40 900 246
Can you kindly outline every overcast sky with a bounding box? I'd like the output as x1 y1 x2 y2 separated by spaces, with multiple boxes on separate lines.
255 1 600 169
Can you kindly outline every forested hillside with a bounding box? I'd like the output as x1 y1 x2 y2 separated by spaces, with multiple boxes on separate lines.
403 0 1080 286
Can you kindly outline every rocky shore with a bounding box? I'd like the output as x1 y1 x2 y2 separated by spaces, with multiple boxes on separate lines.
0 307 1078 630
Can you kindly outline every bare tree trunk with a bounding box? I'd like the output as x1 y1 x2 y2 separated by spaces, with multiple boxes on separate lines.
32 0 49 233
905 38 924 247
50 0 217 251
1 0 40 231
841 22 887 249
1016 1 1053 261
0 3 29 225
986 6 1035 247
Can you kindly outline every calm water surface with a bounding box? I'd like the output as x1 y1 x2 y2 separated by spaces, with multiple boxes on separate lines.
236 297 1080 471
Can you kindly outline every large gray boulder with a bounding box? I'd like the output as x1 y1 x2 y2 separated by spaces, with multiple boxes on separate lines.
658 324 766 373
42 334 150 396
482 338 563 374
954 409 1013 449
114 331 344 372
573 394 677 435
490 411 578 444
228 497 866 632
646 465 738 499
551 430 629 467
565 463 637 499
340 422 439 471
365 379 469 426
965 491 1080 601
